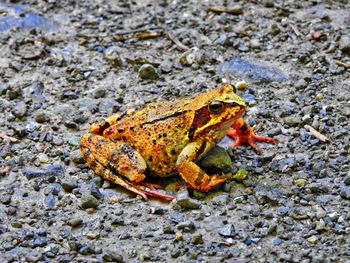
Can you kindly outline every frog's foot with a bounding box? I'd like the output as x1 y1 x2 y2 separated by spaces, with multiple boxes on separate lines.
227 118 277 154
177 160 226 192
133 184 175 200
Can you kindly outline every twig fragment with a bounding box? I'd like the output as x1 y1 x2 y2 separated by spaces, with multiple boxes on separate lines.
0 133 18 143
165 31 189 51
335 60 350 69
304 125 329 142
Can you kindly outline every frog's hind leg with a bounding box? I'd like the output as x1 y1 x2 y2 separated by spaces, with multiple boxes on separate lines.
80 134 175 201
81 146 148 200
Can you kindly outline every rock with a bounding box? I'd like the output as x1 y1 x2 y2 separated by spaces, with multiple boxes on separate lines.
67 218 83 227
12 101 27 117
70 150 85 164
250 38 260 49
35 112 50 123
307 235 318 244
138 64 159 80
339 187 350 200
242 93 256 105
273 238 282 245
339 35 350 54
81 192 99 209
235 80 247 90
102 249 124 262
344 176 350 186
175 188 201 209
38 153 49 164
191 234 203 244
218 224 235 237
104 46 123 67
198 146 233 174
23 164 65 179
19 44 44 60
232 169 248 182
216 57 285 83
284 116 301 127
61 177 78 192
293 179 306 187
179 47 204 67
44 194 56 210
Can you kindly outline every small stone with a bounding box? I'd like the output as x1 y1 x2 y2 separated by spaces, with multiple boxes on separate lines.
293 179 306 187
250 39 260 49
70 150 85 164
12 101 27 117
38 153 49 164
339 35 350 54
284 116 301 127
307 235 318 244
179 47 204 67
242 93 256 105
174 232 183 241
138 64 159 80
235 80 247 90
105 46 123 67
61 177 78 192
81 192 99 209
232 169 248 182
191 234 203 244
44 194 56 210
35 112 50 123
344 176 350 186
175 188 201 209
339 187 350 200
218 224 235 237
67 218 83 227
273 238 282 245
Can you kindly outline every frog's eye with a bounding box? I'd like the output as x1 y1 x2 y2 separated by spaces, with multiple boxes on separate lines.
208 100 224 114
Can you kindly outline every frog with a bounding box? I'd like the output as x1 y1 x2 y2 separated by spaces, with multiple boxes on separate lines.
80 84 276 200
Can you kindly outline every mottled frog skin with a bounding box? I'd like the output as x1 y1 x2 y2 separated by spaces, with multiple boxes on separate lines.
80 84 276 200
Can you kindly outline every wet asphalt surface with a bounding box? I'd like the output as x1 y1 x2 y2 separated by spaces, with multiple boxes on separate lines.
0 1 350 262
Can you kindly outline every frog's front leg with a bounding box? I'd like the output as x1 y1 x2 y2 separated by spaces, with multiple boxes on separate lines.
227 118 277 154
80 134 175 201
176 141 226 192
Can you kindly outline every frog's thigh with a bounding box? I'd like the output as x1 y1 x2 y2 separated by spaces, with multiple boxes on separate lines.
175 141 226 192
80 134 146 183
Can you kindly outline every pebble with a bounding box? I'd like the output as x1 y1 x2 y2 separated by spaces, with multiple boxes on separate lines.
242 93 256 105
218 224 235 237
339 35 350 54
191 234 203 244
44 194 56 210
23 164 65 179
339 187 350 200
38 153 49 163
12 101 27 117
273 238 282 245
104 46 123 67
35 112 50 123
284 116 301 127
179 47 204 67
293 179 306 187
307 235 318 244
235 80 247 90
81 192 99 209
61 177 78 192
138 64 159 80
344 176 350 186
175 188 201 209
67 218 83 227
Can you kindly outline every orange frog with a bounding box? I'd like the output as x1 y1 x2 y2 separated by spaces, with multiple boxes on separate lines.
80 84 276 200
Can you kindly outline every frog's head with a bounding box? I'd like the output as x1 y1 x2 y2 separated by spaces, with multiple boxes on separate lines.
190 84 246 138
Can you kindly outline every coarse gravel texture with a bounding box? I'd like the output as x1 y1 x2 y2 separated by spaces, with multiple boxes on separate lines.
0 0 349 262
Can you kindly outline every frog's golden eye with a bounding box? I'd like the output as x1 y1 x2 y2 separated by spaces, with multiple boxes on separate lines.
208 100 224 114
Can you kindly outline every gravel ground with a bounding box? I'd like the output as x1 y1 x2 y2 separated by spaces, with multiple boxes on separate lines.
1 1 350 262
